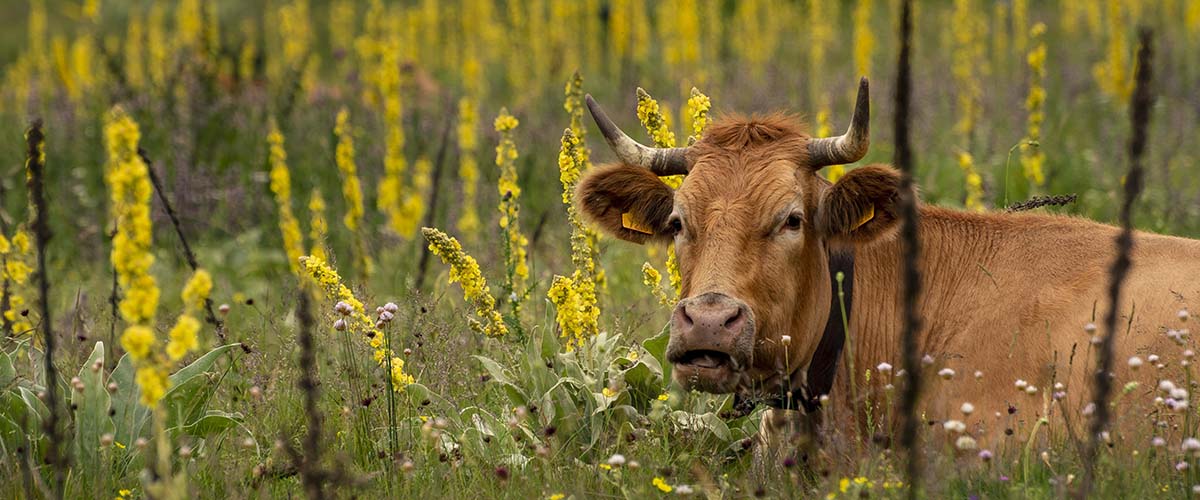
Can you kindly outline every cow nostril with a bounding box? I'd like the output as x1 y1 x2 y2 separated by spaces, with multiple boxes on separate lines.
677 305 694 329
724 308 744 330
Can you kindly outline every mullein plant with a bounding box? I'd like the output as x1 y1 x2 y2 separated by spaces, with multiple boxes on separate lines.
333 108 372 279
951 0 987 211
1093 0 1133 105
267 119 306 276
807 0 842 182
494 109 529 312
564 72 604 288
421 228 508 337
548 129 600 351
1021 23 1048 189
308 188 329 263
636 88 682 297
455 60 482 237
0 228 35 336
852 0 875 80
105 108 218 497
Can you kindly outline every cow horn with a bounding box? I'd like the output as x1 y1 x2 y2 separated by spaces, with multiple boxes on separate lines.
585 94 691 176
807 77 870 169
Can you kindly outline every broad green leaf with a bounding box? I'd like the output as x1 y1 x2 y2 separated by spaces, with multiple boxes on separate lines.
169 343 240 386
0 349 14 388
72 342 115 486
472 355 515 385
642 323 672 386
109 353 149 445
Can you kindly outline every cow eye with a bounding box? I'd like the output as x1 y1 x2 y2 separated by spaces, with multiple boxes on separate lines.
666 216 683 235
784 213 803 230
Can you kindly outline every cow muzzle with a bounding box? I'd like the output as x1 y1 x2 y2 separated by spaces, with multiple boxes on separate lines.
666 292 755 393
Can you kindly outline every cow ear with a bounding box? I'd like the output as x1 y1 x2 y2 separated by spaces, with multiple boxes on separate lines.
576 163 676 244
815 164 903 245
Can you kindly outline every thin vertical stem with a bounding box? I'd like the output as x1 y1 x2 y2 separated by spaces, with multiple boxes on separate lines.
1079 27 1154 499
295 290 325 499
137 148 225 341
27 119 64 499
893 1 923 498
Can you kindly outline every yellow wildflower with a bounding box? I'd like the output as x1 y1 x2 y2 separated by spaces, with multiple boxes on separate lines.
494 108 529 299
456 96 481 235
120 325 156 361
134 365 168 407
421 228 508 337
181 269 212 311
852 0 874 78
267 119 306 275
308 189 328 263
601 387 617 398
332 109 371 277
657 393 670 401
105 107 159 326
951 0 986 140
839 477 850 493
166 316 200 361
1021 23 1048 188
957 152 985 211
549 129 601 350
653 477 673 493
685 87 712 141
641 263 672 306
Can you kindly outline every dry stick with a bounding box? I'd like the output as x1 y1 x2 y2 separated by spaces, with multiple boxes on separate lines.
295 290 325 499
1005 194 1079 212
414 111 457 292
27 119 65 499
137 148 226 341
893 1 923 498
1079 28 1154 499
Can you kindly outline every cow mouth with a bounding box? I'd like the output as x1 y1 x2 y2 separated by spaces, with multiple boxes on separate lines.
673 349 734 370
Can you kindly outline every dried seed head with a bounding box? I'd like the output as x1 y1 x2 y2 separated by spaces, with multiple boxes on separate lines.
960 402 975 415
334 302 353 315
333 319 347 331
955 436 978 450
938 368 956 380
876 362 893 373
921 354 935 366
781 335 792 346
101 433 114 447
1083 322 1097 334
107 382 118 393
219 303 231 314
71 377 84 391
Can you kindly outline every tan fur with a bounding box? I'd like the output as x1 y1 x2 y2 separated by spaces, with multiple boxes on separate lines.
578 114 1200 448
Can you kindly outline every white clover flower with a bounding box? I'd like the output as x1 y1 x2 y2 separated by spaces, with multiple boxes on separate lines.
1176 400 1191 412
781 335 792 346
1082 403 1096 416
1185 350 1195 359
1152 436 1167 447
1054 382 1065 391
1128 356 1144 369
384 302 399 313
1181 309 1191 322
876 362 893 373
1160 380 1177 392
1025 385 1038 395
1015 379 1029 390
922 354 935 366
675 484 694 495
1183 438 1200 453
1084 322 1097 334
334 301 353 315
379 310 395 322
973 370 983 380
955 436 978 450
960 402 975 415
607 453 626 466
938 368 956 380
1171 388 1190 400
333 319 348 331
1148 354 1160 363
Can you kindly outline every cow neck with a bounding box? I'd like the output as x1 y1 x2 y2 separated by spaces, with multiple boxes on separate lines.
735 248 854 414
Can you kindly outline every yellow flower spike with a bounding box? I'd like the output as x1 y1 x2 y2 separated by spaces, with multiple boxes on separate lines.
852 0 875 78
120 325 156 361
493 108 529 300
421 228 508 338
456 96 482 236
308 189 329 263
549 129 601 351
181 269 212 312
1021 23 1048 188
951 0 986 141
332 108 372 277
166 316 201 361
641 263 672 307
956 152 985 212
105 107 160 328
685 87 711 140
134 365 168 407
267 119 306 276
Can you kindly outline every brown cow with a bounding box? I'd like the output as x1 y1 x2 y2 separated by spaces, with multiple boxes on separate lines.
576 79 1200 450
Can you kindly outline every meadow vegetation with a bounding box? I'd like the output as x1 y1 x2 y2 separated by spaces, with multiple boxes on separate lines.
1 0 1199 498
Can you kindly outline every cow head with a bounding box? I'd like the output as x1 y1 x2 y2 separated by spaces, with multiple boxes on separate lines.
577 79 901 397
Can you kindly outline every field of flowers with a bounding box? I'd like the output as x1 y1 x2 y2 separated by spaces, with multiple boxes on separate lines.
2 0 1199 498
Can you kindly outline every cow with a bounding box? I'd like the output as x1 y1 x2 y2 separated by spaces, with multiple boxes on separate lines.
575 78 1200 452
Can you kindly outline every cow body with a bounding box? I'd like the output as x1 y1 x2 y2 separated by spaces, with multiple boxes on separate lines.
819 207 1200 445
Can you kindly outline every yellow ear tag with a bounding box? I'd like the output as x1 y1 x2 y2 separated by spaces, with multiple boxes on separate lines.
622 212 654 235
853 205 875 230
